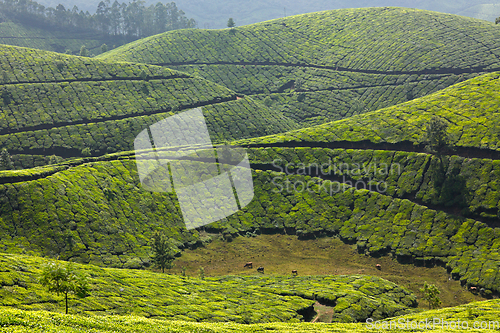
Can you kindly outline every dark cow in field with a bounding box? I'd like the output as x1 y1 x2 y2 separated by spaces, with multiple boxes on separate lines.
257 266 264 273
292 270 298 276
243 262 253 268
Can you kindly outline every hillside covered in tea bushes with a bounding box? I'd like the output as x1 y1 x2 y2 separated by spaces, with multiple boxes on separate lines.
0 146 500 295
1 296 500 332
236 72 500 152
0 44 297 168
0 253 416 323
100 7 500 127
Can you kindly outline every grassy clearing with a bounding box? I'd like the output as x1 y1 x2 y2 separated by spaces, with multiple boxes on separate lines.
172 234 484 312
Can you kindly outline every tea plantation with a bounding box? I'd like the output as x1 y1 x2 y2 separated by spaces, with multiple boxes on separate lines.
237 72 500 152
1 299 500 332
0 253 416 323
100 7 500 127
0 44 297 166
1 148 500 294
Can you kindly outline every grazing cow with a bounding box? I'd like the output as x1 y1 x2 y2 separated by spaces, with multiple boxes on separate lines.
292 270 298 276
470 286 477 291
257 266 264 273
376 264 381 270
243 262 253 269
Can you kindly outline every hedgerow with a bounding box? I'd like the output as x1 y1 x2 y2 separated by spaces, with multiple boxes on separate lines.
0 253 415 323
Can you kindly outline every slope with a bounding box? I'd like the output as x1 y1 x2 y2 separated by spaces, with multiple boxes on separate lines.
236 72 500 152
100 7 500 127
1 298 500 332
0 44 297 168
0 253 416 323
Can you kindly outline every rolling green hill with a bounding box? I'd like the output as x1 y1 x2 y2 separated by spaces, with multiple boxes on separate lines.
236 72 500 152
2 70 500 294
99 7 500 127
0 146 499 294
0 253 416 323
0 44 297 168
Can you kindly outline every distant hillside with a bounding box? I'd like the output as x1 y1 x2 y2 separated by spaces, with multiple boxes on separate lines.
100 8 500 127
0 20 114 55
0 0 195 55
36 0 500 28
0 44 296 168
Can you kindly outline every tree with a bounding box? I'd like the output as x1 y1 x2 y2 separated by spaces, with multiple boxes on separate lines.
39 262 89 314
0 148 13 170
151 231 177 273
423 116 450 156
79 45 88 57
101 43 108 53
420 282 441 309
227 17 235 28
496 17 500 24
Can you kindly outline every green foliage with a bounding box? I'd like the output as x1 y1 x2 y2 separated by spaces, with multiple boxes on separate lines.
0 148 13 170
263 96 273 107
81 148 92 157
79 45 88 57
101 44 108 53
2 298 500 332
151 231 177 273
199 266 205 279
420 282 441 309
424 116 450 155
100 8 500 127
227 18 235 28
0 253 415 323
39 262 89 314
0 44 297 163
237 72 500 151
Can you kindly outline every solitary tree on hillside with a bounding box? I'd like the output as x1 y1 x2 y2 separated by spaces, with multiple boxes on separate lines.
79 45 88 57
423 116 450 157
420 282 441 309
0 148 13 170
39 262 89 314
227 17 235 28
151 231 177 273
496 17 500 24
